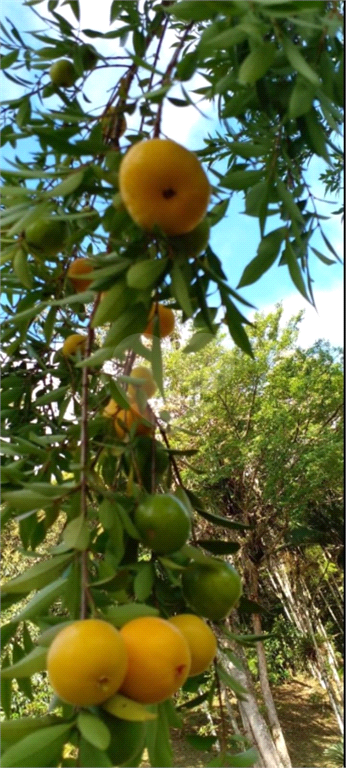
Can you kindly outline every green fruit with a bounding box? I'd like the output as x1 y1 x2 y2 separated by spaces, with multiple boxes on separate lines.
99 714 146 767
169 218 210 258
182 561 242 621
79 44 98 71
49 59 76 88
25 218 67 257
134 493 191 554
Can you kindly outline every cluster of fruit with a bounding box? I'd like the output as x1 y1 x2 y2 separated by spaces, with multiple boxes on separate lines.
47 614 217 707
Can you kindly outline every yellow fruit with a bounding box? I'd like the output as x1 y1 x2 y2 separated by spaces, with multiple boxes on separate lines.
119 616 191 704
62 334 86 357
143 303 175 338
103 398 118 418
67 258 93 292
47 619 128 706
49 59 76 88
127 366 157 400
119 139 210 235
169 614 217 676
114 403 155 439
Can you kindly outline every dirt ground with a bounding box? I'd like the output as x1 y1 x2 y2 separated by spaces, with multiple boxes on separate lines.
141 676 342 768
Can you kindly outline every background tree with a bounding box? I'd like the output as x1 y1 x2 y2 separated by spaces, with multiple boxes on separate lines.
1 1 343 767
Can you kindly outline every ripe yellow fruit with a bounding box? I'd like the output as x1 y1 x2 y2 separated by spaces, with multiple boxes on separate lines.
143 304 175 339
127 366 157 400
119 139 210 235
47 619 128 706
114 403 155 439
49 59 76 88
169 614 217 676
62 334 86 357
119 616 191 704
67 258 93 292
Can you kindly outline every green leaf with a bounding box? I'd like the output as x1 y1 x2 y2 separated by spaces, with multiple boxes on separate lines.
91 281 137 328
238 596 266 615
176 52 198 81
167 1 218 21
1 645 47 679
226 747 259 767
43 169 84 198
1 553 73 594
215 664 248 700
288 76 315 118
231 141 268 159
134 562 155 601
170 263 194 317
127 259 168 290
103 693 157 721
37 621 74 647
63 514 90 551
196 540 240 555
103 304 148 348
77 712 111 751
222 169 263 191
146 703 173 768
16 97 31 129
284 242 311 302
1 50 19 69
186 734 218 750
0 716 61 747
245 181 269 218
183 331 214 354
0 723 73 768
105 603 159 627
193 506 250 531
237 227 286 287
1 656 12 718
224 302 253 358
12 248 33 290
34 385 69 406
199 25 247 52
310 247 335 266
320 230 342 263
304 109 329 161
1 622 19 649
276 179 304 223
11 576 67 623
151 328 164 396
78 738 113 768
282 36 320 87
238 43 276 85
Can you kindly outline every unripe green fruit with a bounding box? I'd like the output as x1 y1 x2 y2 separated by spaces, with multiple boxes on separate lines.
49 59 76 88
169 218 210 258
134 493 191 554
25 218 67 257
182 560 242 621
79 44 98 71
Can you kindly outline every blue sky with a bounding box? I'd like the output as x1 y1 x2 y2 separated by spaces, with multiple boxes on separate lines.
1 0 343 349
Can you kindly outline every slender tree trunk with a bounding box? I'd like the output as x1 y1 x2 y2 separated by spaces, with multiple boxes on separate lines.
220 648 286 768
252 614 292 768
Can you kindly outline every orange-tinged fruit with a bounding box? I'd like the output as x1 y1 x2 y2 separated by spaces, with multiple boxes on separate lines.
47 619 128 706
49 59 76 88
119 139 210 235
127 366 157 400
169 614 217 676
114 403 154 439
134 493 191 554
62 334 86 357
143 303 175 339
103 398 118 418
67 258 93 292
119 616 191 704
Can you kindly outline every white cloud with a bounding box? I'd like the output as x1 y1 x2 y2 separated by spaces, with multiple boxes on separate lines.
256 284 344 349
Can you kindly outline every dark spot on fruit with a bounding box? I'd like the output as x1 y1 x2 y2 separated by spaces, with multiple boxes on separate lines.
162 188 176 199
176 664 186 677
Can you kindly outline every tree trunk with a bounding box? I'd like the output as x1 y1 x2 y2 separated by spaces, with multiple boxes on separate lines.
220 648 286 768
253 613 292 768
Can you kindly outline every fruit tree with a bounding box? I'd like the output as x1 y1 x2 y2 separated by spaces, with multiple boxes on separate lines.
0 1 343 767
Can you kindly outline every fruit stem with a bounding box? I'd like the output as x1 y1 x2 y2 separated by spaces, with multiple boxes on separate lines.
153 21 194 138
